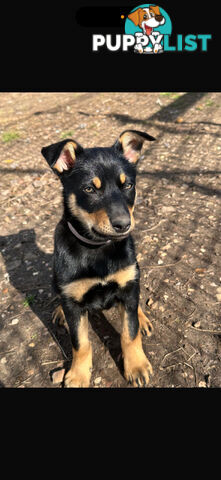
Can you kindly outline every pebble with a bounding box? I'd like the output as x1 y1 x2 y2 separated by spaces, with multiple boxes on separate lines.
1 357 7 364
161 206 176 214
147 298 154 307
151 301 158 310
94 376 102 385
198 381 207 388
52 369 65 384
10 318 19 325
193 320 201 328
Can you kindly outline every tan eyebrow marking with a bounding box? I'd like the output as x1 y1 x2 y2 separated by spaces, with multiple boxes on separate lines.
120 173 126 184
92 176 102 189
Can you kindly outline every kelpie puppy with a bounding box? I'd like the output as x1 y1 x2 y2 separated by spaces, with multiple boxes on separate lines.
41 129 155 387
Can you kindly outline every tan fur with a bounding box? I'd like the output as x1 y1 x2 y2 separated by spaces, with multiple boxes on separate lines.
128 205 135 229
120 173 126 184
52 304 66 326
138 305 153 336
64 312 92 387
92 176 102 189
62 263 138 302
68 193 116 235
120 305 153 387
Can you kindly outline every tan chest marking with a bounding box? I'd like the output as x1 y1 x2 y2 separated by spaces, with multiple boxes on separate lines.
62 263 137 302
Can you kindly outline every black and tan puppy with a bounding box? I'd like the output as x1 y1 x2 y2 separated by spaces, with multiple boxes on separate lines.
41 130 155 387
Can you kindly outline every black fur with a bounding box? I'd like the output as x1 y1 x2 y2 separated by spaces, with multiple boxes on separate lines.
41 130 155 357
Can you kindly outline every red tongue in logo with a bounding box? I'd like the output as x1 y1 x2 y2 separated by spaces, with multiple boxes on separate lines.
145 25 152 35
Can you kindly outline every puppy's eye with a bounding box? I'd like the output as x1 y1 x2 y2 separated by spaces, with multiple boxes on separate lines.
83 186 95 194
143 14 147 19
123 183 133 190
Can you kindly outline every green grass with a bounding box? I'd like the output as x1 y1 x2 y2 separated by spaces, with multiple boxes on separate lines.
23 295 35 307
205 100 215 107
2 131 20 143
60 131 74 139
160 93 181 100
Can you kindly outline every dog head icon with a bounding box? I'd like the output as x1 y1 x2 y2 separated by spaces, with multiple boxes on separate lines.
128 5 165 36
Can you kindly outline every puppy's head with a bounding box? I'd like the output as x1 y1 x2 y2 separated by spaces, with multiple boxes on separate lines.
128 5 165 33
41 130 155 242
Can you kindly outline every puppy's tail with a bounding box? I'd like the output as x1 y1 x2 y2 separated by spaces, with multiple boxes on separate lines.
52 304 65 326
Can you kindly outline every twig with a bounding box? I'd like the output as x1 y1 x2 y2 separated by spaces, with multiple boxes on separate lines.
41 360 62 366
44 295 59 308
189 326 221 335
160 361 193 371
187 352 197 362
0 348 16 356
48 328 70 360
161 347 185 364
141 219 166 232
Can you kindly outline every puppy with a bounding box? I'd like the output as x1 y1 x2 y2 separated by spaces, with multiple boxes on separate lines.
41 130 155 387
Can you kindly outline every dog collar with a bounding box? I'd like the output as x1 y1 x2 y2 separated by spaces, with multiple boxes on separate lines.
67 221 111 246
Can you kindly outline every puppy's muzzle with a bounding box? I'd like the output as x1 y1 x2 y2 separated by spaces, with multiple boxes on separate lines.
111 214 131 234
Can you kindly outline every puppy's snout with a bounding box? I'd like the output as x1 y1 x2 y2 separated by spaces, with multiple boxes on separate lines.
155 14 163 22
111 215 131 234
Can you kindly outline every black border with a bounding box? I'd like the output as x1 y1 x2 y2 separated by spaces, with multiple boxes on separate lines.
0 1 219 91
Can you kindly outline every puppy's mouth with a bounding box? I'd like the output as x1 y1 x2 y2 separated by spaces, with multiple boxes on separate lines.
92 227 131 241
144 24 153 35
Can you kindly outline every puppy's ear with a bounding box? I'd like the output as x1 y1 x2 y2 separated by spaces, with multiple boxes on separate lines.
41 139 83 174
114 130 155 165
128 8 142 26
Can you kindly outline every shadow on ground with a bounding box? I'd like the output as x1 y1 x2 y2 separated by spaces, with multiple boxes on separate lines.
0 229 124 384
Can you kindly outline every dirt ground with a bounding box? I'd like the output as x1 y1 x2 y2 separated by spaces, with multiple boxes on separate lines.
0 91 221 388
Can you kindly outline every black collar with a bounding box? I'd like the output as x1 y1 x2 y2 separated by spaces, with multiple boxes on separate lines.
67 221 111 246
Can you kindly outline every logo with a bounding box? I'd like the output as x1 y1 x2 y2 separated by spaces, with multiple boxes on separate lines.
92 4 212 54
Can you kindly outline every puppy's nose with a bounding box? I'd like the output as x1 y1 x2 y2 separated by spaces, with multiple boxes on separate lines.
111 215 131 233
155 14 163 21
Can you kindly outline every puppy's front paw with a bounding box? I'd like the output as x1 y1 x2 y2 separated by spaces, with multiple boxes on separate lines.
64 345 92 388
123 336 153 387
64 367 91 388
124 350 153 387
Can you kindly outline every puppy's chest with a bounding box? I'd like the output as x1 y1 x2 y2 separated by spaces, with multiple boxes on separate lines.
61 263 137 303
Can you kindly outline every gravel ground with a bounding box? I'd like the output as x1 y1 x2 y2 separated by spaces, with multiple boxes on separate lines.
0 91 220 388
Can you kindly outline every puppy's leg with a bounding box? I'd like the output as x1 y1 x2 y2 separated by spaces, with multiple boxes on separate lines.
120 287 153 387
52 304 65 326
138 305 153 337
61 297 92 388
